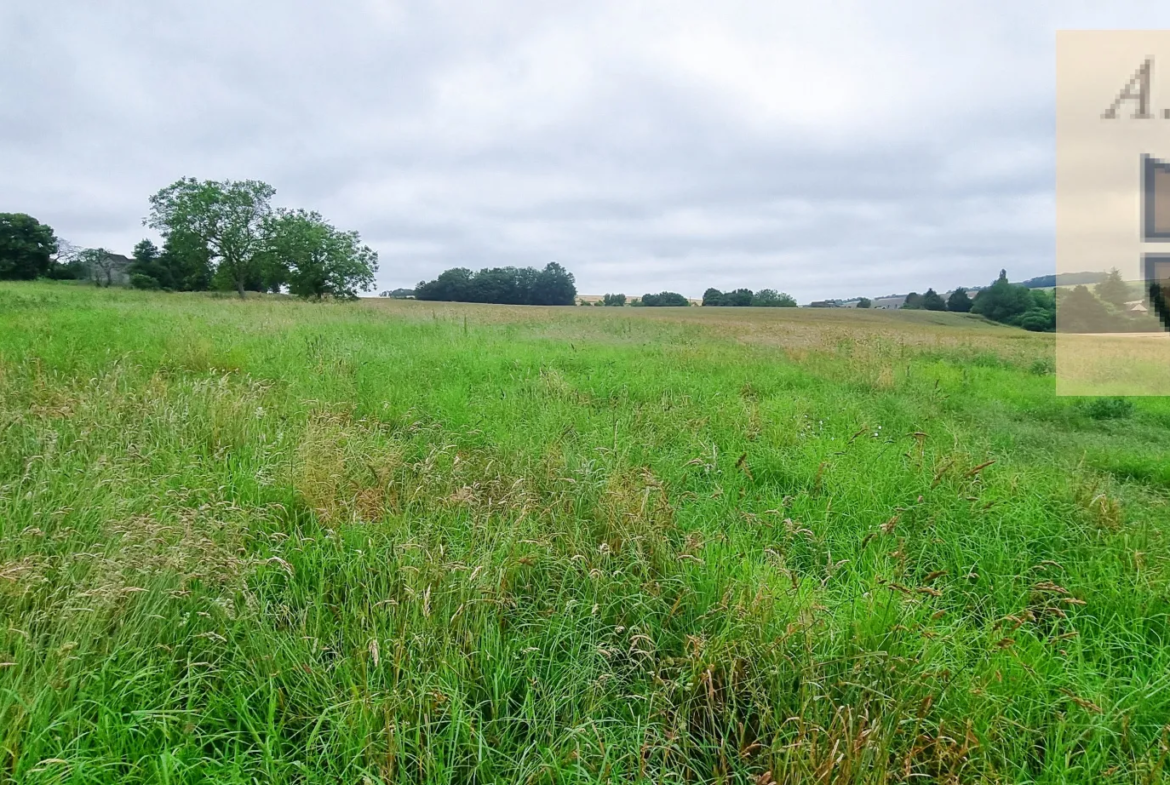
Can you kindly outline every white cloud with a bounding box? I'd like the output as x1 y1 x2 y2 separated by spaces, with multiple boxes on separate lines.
4 0 1170 299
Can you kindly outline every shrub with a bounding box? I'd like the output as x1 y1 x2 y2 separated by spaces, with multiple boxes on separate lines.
1081 397 1134 420
130 273 161 290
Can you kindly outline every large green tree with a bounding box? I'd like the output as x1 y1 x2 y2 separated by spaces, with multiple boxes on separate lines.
1093 267 1131 310
160 231 213 291
971 270 1033 324
0 213 57 280
946 287 972 312
532 262 577 305
265 209 379 299
1059 285 1112 332
921 288 947 311
146 178 275 298
129 239 170 289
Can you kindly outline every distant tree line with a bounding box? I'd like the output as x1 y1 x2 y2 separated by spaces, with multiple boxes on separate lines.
951 268 1150 333
702 288 797 307
895 273 1052 331
414 263 577 305
633 291 691 307
0 178 379 300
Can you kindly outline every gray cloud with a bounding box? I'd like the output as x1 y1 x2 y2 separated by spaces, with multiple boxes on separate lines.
3 0 1168 300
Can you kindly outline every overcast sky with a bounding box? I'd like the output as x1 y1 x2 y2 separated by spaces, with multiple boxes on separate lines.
3 1 1169 300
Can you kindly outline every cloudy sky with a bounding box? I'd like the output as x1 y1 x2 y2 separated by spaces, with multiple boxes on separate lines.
3 1 1169 300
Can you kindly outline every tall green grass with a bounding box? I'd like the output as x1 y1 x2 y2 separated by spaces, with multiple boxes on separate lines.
1 282 1168 783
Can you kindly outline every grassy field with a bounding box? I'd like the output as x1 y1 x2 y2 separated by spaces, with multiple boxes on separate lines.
1 281 1169 784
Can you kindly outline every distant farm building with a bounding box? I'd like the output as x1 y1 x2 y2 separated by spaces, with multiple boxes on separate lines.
871 295 907 309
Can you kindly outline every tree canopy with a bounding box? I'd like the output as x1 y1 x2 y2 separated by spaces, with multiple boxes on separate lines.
1093 267 1131 309
969 271 1054 331
971 271 1034 324
946 288 972 312
264 209 378 299
702 287 795 307
0 213 57 280
637 291 690 307
921 288 947 311
415 263 577 305
147 178 276 298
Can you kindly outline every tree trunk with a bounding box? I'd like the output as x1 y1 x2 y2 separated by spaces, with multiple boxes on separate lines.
236 277 246 299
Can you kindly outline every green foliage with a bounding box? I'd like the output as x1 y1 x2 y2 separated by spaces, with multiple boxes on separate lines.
1094 267 1130 309
752 288 798 307
128 239 170 290
602 293 626 307
535 262 577 306
638 291 690 306
1080 396 1135 420
147 178 276 298
129 273 160 290
264 209 378 299
971 270 1051 330
921 288 946 311
703 287 795 306
0 213 57 280
160 232 213 292
946 287 972 312
1 281 1169 782
902 291 924 309
1059 285 1113 333
856 297 872 308
416 263 576 305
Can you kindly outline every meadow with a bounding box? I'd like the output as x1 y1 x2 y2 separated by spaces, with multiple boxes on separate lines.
1 281 1168 784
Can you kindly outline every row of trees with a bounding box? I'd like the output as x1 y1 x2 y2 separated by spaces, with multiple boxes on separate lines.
901 287 972 312
896 273 1053 331
144 179 377 298
898 268 1150 332
414 263 577 305
636 291 691 307
702 288 797 307
589 289 795 307
0 179 379 299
